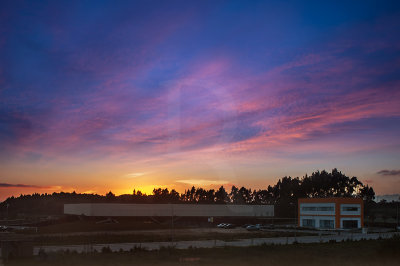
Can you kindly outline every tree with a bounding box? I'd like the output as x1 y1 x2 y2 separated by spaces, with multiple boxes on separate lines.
360 185 375 203
253 189 273 204
239 187 252 204
229 186 240 204
215 186 229 203
106 191 115 201
169 189 180 203
205 189 216 203
0 168 376 218
195 188 207 203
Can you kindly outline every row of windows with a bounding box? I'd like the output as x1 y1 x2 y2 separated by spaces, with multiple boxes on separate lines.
302 206 334 212
342 220 358 228
302 206 359 212
342 207 359 212
302 219 315 227
302 218 359 229
320 220 334 229
302 219 334 229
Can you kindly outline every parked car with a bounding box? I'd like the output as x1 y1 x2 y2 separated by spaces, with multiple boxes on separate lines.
264 224 275 229
0 225 8 231
224 223 235 229
246 225 259 231
217 223 227 228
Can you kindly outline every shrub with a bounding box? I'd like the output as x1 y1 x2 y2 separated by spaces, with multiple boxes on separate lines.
101 246 112 253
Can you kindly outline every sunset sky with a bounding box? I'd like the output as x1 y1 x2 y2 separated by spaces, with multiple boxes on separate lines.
1 0 400 200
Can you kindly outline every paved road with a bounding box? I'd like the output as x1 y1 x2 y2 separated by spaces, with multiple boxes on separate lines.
31 232 399 255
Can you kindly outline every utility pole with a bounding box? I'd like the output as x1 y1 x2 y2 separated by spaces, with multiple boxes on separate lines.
396 196 400 230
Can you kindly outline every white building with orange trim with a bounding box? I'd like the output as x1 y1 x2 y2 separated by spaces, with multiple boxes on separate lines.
298 198 363 229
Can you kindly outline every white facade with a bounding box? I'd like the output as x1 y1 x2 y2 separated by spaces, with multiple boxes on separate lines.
64 203 274 217
300 215 335 229
298 199 363 229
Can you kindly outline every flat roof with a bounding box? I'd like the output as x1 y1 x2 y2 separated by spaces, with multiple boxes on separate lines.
298 197 363 204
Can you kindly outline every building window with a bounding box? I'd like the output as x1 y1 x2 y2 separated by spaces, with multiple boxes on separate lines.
302 206 334 212
302 219 315 227
342 207 359 212
342 220 358 229
320 220 334 229
317 207 334 211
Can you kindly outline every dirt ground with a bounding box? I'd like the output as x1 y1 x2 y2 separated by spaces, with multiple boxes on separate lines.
4 237 400 266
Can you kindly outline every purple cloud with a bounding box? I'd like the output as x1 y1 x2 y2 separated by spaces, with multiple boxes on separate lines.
0 1 400 197
377 170 400 176
0 183 47 188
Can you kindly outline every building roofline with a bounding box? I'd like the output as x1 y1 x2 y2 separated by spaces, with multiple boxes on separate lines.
298 197 363 203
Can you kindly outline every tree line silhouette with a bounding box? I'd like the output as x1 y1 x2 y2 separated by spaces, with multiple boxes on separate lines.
0 169 375 218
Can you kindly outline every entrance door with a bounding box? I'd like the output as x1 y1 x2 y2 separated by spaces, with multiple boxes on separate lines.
342 220 358 229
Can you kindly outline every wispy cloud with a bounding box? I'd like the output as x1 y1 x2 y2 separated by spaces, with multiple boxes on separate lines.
82 190 97 194
1 1 400 197
124 172 146 178
175 179 230 186
377 170 400 176
0 183 47 188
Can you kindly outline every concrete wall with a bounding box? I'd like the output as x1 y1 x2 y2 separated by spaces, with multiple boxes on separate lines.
64 203 274 217
64 203 92 216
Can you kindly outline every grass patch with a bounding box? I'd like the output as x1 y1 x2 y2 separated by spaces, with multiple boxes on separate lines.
5 237 400 266
32 231 313 245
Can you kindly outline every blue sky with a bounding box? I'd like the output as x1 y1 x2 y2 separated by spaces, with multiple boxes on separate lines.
1 0 400 199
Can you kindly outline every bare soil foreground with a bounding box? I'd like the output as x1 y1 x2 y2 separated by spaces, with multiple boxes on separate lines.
4 237 400 266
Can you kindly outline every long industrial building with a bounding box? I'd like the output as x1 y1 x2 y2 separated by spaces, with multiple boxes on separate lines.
64 203 274 217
